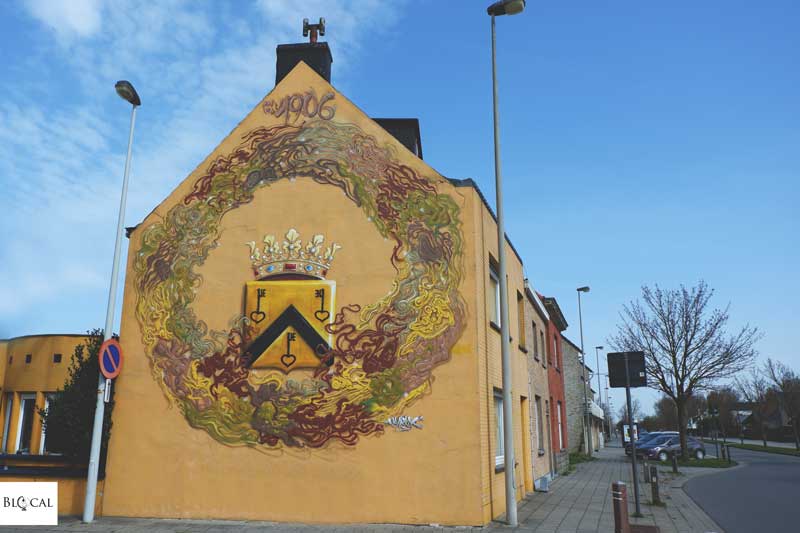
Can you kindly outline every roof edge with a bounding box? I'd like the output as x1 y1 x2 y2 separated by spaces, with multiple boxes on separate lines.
446 178 525 267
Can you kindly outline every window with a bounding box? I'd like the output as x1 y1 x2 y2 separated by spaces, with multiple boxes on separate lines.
540 332 546 367
494 390 504 470
1 393 13 453
25 354 32 364
532 322 538 360
39 393 57 454
553 335 559 368
7 356 11 365
15 394 36 454
488 263 500 327
516 292 526 347
535 396 545 454
557 401 564 450
53 353 62 364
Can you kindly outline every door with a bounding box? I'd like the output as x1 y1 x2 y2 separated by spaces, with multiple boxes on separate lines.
520 397 533 493
546 400 555 475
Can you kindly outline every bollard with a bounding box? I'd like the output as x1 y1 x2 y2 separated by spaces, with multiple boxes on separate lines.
643 458 651 483
650 466 661 505
671 452 679 474
721 445 726 460
612 481 631 533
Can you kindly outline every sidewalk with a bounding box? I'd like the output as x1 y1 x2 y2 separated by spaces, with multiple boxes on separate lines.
10 446 724 533
722 437 798 449
486 445 724 533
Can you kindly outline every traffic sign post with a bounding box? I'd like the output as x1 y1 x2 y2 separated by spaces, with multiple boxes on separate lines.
608 351 647 518
98 339 123 404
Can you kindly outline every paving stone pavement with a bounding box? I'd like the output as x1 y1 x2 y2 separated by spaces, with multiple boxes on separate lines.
6 445 724 533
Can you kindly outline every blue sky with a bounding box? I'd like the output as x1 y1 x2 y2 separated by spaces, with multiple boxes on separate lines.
0 1 797 415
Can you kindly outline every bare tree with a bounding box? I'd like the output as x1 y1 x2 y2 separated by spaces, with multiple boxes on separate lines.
737 369 771 447
764 359 800 450
617 398 642 425
610 281 759 459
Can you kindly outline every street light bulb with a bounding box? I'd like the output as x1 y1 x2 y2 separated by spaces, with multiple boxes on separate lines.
487 0 526 16
504 0 526 14
577 286 590 293
596 346 604 350
115 80 141 106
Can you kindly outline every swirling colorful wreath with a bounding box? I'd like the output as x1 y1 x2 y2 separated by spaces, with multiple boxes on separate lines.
133 118 465 449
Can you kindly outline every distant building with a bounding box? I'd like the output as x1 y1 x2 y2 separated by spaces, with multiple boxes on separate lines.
562 336 605 452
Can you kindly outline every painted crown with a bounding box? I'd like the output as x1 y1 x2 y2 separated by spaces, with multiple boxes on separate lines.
247 228 341 280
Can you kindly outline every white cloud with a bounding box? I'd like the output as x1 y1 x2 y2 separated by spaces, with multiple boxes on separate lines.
1 0 407 334
23 0 104 40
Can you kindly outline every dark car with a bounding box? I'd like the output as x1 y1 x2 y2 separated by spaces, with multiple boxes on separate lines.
624 431 677 456
639 435 706 461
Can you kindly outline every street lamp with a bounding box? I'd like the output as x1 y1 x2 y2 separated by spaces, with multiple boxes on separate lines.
487 0 525 526
595 346 604 407
577 286 591 455
594 346 604 440
83 80 141 523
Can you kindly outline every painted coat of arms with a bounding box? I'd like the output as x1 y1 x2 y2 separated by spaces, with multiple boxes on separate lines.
244 229 340 372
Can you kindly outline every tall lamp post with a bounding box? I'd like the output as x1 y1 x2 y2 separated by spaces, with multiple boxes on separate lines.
487 0 525 526
83 81 141 523
577 286 591 455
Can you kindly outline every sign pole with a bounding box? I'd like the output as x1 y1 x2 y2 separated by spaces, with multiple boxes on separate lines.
624 352 642 516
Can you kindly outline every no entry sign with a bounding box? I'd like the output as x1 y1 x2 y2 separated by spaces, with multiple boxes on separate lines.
99 339 123 379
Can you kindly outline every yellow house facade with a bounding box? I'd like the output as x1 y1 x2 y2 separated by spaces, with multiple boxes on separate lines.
96 37 555 525
0 334 103 515
0 334 86 455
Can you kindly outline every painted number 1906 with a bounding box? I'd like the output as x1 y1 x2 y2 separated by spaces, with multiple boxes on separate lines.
262 89 336 125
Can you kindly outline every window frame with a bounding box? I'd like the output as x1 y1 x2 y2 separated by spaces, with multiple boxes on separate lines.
516 292 526 349
535 395 545 455
489 264 501 329
541 331 547 368
39 393 57 455
494 389 505 471
553 334 560 369
1 393 13 453
15 393 37 454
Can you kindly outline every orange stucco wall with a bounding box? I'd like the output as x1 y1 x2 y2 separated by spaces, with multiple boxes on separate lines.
101 63 488 526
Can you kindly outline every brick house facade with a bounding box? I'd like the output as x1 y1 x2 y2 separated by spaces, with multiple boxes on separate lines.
539 294 569 474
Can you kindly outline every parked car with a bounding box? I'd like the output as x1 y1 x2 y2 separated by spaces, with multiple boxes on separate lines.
638 435 706 461
624 431 678 456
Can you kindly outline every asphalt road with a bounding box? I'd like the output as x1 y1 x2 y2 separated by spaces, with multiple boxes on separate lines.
684 445 800 533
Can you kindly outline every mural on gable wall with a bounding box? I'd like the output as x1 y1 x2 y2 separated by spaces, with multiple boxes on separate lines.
133 85 466 450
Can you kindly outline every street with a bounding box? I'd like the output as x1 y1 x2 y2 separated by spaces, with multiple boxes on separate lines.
685 446 800 533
